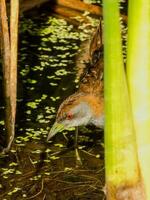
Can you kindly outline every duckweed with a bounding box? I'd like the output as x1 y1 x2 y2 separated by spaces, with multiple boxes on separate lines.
15 170 22 175
9 162 18 167
50 156 60 160
55 69 68 76
54 143 64 148
8 187 21 196
26 102 38 109
27 79 37 84
49 82 58 86
0 120 4 125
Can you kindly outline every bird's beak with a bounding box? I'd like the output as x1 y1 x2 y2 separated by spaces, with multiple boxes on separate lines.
47 122 65 141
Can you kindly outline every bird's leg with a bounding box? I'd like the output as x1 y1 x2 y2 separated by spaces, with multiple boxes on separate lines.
75 127 82 166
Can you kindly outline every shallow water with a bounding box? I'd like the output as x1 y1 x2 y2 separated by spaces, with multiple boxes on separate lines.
0 7 105 200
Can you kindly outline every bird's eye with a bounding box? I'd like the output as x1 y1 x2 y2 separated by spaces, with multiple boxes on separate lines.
67 113 73 120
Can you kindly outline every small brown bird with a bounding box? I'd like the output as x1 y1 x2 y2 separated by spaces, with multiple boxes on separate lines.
47 21 104 141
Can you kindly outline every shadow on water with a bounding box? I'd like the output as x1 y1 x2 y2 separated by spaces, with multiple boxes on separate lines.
0 6 105 200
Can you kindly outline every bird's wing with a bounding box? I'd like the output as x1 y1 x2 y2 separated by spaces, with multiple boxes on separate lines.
78 20 104 97
75 38 91 80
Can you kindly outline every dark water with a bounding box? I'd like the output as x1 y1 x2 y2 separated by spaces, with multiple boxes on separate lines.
0 7 104 200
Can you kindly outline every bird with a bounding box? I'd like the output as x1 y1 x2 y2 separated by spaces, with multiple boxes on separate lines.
47 21 104 161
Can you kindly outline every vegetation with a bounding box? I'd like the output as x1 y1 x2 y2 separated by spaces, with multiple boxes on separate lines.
104 0 150 199
127 0 150 199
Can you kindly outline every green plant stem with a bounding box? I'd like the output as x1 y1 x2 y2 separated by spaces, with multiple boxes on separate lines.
103 0 140 197
127 1 150 199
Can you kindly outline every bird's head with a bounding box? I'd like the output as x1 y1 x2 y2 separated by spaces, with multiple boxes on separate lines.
47 92 104 141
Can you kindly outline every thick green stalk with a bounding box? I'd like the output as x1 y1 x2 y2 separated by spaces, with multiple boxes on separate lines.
127 1 150 199
103 0 142 198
